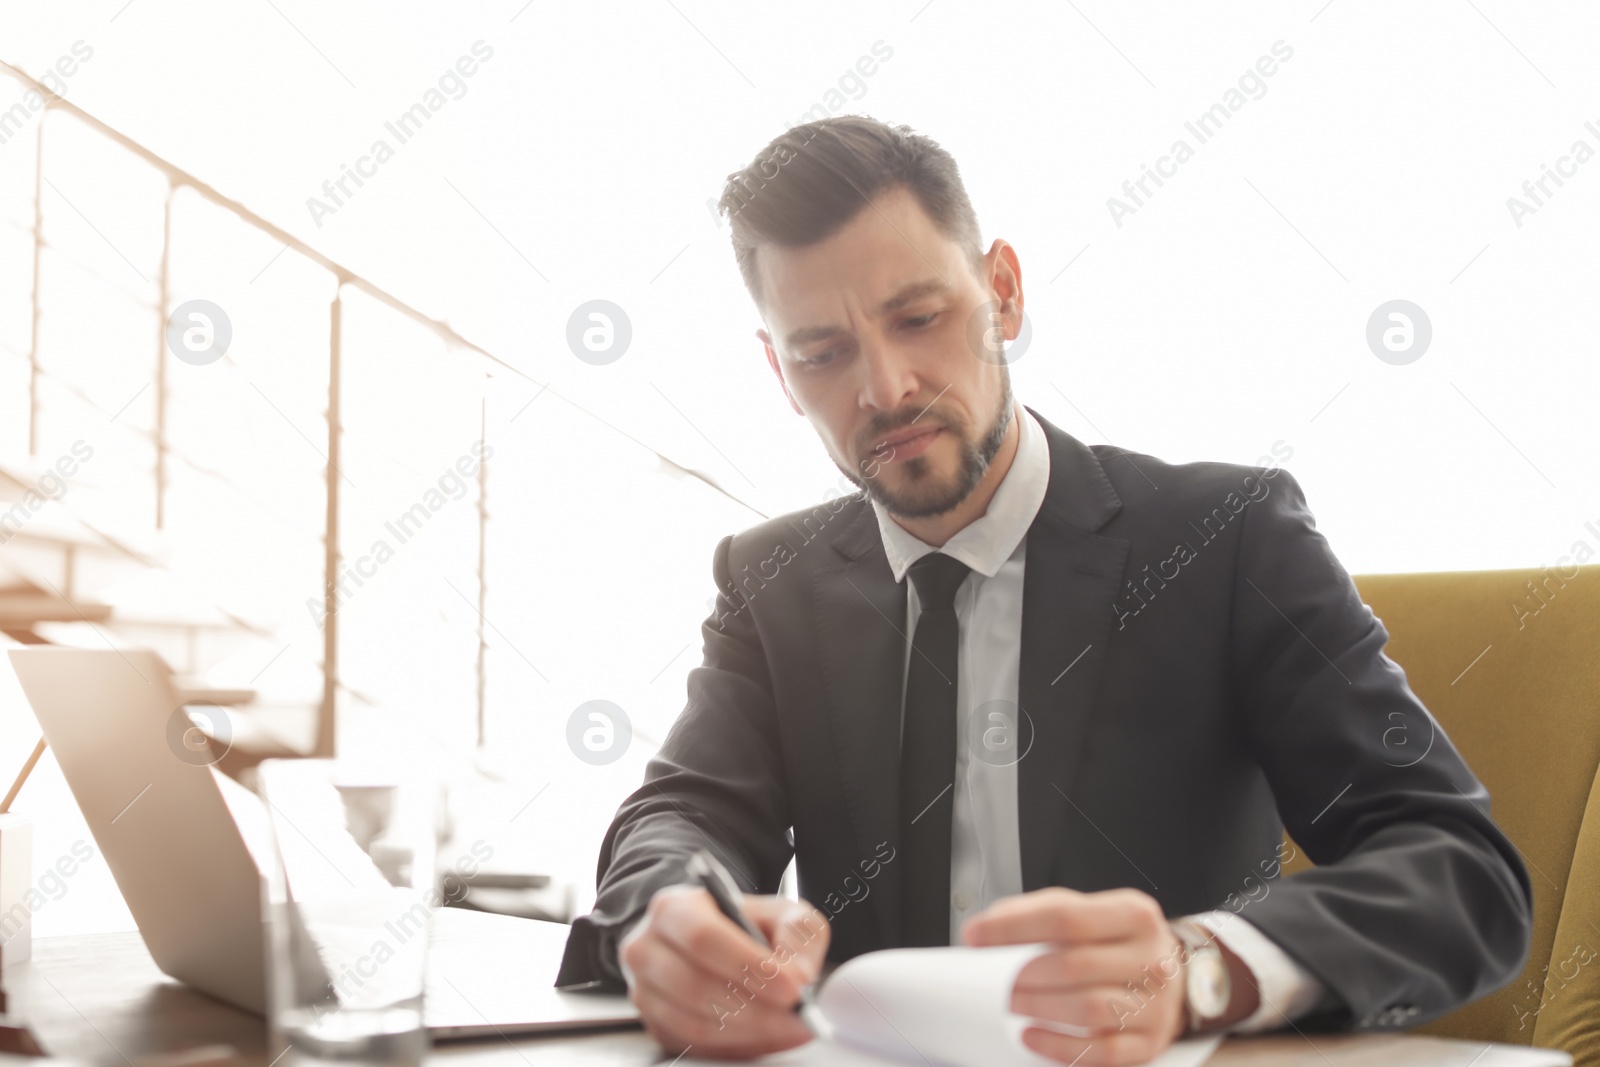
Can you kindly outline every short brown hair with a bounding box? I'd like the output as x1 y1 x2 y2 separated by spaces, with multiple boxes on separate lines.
717 115 985 309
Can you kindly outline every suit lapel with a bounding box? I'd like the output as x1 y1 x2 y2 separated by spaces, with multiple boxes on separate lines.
813 500 908 947
1015 408 1131 891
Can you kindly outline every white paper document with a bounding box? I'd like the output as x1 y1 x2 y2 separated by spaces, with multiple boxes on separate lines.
678 942 1223 1067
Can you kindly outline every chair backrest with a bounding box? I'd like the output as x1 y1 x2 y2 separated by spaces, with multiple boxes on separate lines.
1280 564 1600 1060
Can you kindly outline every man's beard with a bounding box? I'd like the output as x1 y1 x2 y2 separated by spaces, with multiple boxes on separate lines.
837 377 1015 520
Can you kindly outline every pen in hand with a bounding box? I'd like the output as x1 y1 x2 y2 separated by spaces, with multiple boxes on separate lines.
684 849 831 1040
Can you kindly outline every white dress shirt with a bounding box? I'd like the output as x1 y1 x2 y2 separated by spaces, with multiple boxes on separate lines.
868 404 1326 1032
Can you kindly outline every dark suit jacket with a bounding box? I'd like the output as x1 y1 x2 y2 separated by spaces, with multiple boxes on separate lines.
556 406 1532 1031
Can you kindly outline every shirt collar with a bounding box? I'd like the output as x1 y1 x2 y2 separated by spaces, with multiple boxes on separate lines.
870 404 1051 583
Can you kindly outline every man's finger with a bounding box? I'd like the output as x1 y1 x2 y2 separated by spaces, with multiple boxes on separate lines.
651 888 805 1003
751 900 830 982
1010 985 1156 1034
627 933 742 1018
631 969 726 1039
964 888 1165 947
1021 1024 1166 1067
631 981 811 1055
632 939 812 1038
1013 941 1179 993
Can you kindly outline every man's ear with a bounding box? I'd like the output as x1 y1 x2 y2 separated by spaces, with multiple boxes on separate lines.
759 329 806 416
984 239 1025 344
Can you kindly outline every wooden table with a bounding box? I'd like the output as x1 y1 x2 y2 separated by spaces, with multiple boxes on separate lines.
0 931 1570 1067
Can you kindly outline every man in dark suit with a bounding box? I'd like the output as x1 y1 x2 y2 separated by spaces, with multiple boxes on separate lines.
556 115 1532 1065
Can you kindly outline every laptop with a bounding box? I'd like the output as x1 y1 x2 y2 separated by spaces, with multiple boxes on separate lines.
7 646 638 1038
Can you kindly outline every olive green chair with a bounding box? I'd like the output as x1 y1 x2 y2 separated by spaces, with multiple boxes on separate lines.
1282 564 1600 1065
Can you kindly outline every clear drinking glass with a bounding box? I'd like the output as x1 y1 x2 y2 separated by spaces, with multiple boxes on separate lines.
259 759 440 1067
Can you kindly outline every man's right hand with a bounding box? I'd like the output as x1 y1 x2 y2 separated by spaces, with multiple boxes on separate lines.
618 884 831 1059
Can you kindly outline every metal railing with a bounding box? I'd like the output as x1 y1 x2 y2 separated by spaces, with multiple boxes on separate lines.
0 57 760 757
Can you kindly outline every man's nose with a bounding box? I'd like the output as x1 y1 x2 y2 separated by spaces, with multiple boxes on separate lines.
856 334 919 414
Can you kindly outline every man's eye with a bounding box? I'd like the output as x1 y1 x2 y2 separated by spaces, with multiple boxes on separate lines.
904 313 938 329
801 350 838 367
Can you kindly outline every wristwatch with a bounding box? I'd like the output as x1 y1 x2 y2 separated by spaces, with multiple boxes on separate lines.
1171 919 1232 1033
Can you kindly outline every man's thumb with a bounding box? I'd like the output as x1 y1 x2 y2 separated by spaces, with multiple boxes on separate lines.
777 902 829 981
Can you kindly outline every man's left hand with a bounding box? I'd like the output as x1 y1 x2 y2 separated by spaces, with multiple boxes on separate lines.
962 886 1188 1067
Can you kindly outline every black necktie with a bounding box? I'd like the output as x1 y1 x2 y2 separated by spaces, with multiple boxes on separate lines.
899 551 971 947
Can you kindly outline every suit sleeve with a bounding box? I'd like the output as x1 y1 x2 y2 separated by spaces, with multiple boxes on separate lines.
1224 468 1532 1030
555 533 795 989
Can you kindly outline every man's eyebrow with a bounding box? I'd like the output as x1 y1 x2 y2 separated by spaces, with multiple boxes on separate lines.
878 279 948 314
781 280 950 350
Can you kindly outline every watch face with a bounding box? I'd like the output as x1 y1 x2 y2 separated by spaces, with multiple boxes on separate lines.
1188 948 1231 1020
